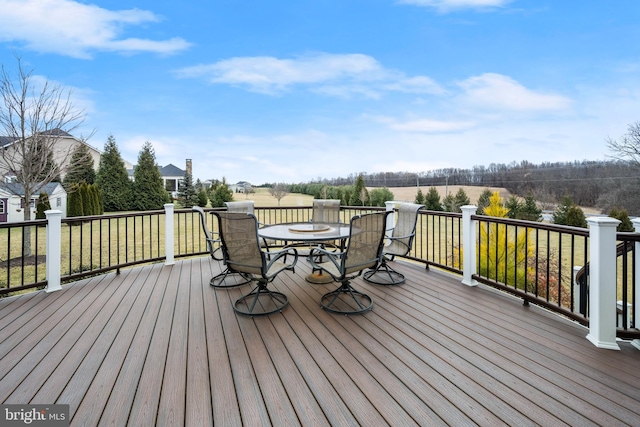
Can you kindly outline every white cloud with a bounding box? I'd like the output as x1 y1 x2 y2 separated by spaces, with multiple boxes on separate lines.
176 53 381 94
176 53 445 97
0 0 190 58
398 0 511 13
390 118 476 132
457 73 572 112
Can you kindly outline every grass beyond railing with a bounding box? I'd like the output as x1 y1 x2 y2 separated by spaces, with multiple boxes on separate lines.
0 205 637 340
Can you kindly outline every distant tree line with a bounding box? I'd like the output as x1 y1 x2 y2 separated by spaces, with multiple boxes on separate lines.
302 159 640 215
287 174 394 207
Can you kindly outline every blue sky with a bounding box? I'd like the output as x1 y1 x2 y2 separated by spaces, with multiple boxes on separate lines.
1 0 639 185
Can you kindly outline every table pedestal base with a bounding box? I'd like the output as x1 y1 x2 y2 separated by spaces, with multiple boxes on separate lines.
306 271 334 284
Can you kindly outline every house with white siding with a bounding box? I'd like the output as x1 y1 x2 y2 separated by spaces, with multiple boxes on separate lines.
0 182 67 222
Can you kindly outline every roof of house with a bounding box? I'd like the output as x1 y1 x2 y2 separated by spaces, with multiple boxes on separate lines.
0 136 15 147
0 128 82 148
158 164 185 177
0 181 64 197
127 163 186 178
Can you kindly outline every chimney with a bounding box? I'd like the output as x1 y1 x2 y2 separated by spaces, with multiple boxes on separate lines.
186 159 192 176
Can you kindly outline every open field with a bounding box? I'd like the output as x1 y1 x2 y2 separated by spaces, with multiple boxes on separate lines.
245 186 511 207
236 188 314 207
385 185 510 204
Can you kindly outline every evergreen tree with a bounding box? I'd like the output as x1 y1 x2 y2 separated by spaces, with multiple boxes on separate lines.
349 174 369 206
505 195 522 219
95 135 132 212
340 187 352 206
63 143 95 189
93 184 104 214
369 187 394 207
553 195 587 227
67 183 84 217
454 188 471 209
552 195 575 225
79 182 91 215
132 141 169 210
609 207 634 232
177 172 198 208
444 188 470 212
196 189 208 207
565 205 588 228
484 192 509 218
209 178 234 207
35 192 50 219
476 189 493 215
415 188 425 205
517 193 542 222
424 187 442 211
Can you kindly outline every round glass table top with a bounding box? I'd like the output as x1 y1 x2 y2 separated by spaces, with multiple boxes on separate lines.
258 222 350 241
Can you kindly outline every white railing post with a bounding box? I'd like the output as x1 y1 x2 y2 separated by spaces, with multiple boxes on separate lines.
586 217 620 350
45 210 62 293
164 204 175 266
631 219 640 350
461 205 478 286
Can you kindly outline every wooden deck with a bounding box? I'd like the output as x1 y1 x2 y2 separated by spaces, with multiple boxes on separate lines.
1 257 639 426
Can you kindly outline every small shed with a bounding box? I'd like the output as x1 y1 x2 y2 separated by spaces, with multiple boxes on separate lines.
0 182 67 223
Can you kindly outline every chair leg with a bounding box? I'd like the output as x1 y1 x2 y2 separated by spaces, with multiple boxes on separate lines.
363 259 405 285
210 267 252 288
234 280 289 316
320 280 373 315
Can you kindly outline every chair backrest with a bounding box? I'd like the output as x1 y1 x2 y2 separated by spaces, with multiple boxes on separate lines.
213 212 264 276
225 201 255 214
312 199 341 223
192 206 218 259
389 203 424 256
342 211 390 275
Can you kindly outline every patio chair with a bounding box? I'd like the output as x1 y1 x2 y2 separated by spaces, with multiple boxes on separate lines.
213 211 298 316
309 211 390 314
307 199 342 268
363 202 424 285
311 199 341 224
225 200 255 214
193 206 252 288
226 200 275 251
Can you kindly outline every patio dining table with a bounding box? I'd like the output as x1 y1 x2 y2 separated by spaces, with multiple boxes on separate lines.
258 222 351 283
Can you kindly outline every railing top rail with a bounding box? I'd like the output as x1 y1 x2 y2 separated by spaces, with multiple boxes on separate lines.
472 214 591 236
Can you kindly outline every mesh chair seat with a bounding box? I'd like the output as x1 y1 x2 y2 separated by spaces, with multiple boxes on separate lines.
364 203 424 285
309 211 390 314
213 212 298 316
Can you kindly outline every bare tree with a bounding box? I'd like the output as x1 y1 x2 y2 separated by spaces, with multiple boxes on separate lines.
243 182 253 199
0 56 86 255
268 183 289 206
606 122 640 166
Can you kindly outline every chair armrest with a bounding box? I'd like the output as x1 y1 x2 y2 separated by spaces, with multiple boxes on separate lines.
265 247 298 270
309 246 343 272
388 231 416 241
205 236 224 261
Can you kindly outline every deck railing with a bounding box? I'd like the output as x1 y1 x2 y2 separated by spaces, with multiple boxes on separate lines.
0 203 638 348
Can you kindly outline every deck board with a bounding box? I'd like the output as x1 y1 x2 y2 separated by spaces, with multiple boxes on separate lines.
1 256 639 426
